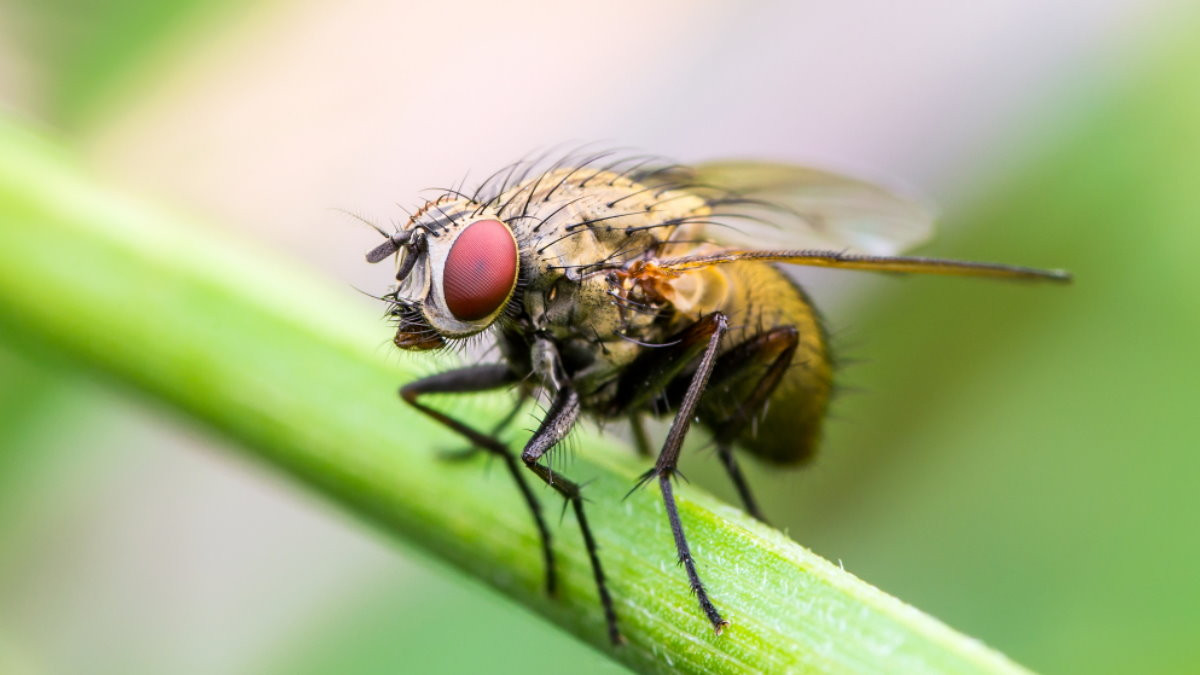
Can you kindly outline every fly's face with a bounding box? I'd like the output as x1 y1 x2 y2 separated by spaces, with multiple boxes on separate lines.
367 201 521 350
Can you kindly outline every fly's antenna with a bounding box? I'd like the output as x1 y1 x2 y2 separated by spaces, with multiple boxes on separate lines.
339 208 420 266
365 229 412 264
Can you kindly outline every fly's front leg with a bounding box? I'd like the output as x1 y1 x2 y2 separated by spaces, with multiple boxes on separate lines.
523 338 623 646
637 312 731 634
440 390 529 462
400 365 556 595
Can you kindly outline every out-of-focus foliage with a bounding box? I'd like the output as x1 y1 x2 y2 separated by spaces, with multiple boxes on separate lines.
671 13 1200 674
19 0 238 129
260 572 625 675
753 23 1200 673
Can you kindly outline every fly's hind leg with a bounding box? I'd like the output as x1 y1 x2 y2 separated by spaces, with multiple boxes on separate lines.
715 442 761 522
629 413 654 458
704 326 800 523
400 365 557 596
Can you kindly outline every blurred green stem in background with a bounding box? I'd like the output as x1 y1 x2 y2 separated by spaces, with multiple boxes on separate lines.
0 118 1027 673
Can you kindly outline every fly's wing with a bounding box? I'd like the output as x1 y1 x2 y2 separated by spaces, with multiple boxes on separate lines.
632 160 1069 283
654 249 1072 282
657 160 934 256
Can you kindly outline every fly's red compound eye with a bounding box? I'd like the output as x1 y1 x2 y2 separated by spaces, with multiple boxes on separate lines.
442 219 518 321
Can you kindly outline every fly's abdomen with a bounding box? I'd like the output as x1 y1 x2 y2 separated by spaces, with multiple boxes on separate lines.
701 262 833 465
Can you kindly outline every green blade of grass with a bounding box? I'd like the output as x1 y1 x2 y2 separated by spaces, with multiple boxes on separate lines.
0 117 1026 674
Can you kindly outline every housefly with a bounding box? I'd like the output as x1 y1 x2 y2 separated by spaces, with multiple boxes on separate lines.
365 152 1070 645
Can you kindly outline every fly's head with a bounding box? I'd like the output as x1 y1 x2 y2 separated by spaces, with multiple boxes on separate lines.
366 200 521 351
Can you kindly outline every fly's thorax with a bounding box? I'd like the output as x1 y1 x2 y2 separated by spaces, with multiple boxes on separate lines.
509 168 712 327
437 168 687 335
510 168 710 273
524 273 613 332
519 265 654 398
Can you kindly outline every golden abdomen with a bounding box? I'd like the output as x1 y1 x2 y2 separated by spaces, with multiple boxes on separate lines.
702 262 833 465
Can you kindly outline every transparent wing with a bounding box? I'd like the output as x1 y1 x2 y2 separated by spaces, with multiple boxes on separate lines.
674 160 936 256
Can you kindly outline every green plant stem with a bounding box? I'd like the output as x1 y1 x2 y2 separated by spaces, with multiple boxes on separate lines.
0 118 1024 674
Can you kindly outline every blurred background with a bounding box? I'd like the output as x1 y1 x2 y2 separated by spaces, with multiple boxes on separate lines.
1 1 1198 673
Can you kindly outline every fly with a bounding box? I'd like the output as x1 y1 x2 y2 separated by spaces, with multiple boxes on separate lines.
364 152 1071 645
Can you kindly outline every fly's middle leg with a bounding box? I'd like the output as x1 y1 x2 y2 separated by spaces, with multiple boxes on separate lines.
520 384 623 646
